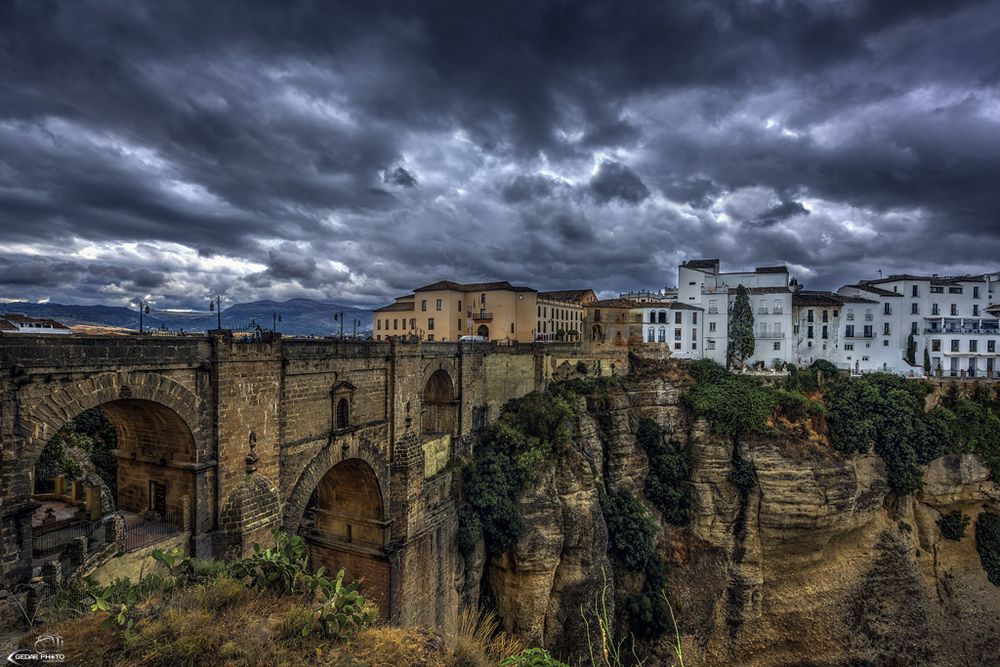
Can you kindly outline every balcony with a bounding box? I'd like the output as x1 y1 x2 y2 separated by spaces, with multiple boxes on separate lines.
756 329 784 339
708 307 719 314
864 314 873 321
470 311 493 322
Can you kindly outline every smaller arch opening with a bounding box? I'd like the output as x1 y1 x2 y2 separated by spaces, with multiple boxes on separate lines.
476 324 490 339
423 369 457 436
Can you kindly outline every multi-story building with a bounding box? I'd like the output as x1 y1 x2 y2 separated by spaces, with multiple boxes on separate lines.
676 259 794 367
637 303 703 359
841 274 999 377
0 313 72 335
535 290 595 341
374 280 537 343
583 299 643 346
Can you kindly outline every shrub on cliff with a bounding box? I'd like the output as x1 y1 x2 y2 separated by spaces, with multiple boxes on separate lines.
636 417 690 526
939 511 971 541
601 489 657 571
684 370 777 441
975 512 1000 585
459 391 576 556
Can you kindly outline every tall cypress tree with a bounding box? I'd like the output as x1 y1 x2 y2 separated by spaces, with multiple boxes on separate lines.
728 285 755 369
905 332 917 366
923 346 931 374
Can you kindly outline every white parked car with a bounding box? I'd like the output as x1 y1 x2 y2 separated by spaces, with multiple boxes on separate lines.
458 335 488 343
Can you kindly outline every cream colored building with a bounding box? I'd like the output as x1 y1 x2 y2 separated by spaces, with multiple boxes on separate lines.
535 290 595 341
374 280 537 342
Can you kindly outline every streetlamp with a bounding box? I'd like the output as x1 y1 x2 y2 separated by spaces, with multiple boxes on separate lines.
272 312 282 332
352 318 361 337
136 300 150 334
333 311 344 337
209 295 223 330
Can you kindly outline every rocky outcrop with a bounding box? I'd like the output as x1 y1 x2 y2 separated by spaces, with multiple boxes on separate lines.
465 375 1000 666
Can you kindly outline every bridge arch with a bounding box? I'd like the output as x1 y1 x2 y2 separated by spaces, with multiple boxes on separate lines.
422 368 457 436
283 441 392 615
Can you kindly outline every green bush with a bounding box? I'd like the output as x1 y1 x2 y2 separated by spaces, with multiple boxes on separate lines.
975 512 1000 585
625 557 670 640
461 448 523 556
684 371 777 440
602 489 657 572
729 458 756 498
775 389 826 422
938 511 971 541
636 418 690 526
501 647 570 667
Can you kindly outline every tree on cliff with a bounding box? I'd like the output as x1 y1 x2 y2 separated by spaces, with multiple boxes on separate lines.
923 346 931 375
728 285 755 370
905 332 917 366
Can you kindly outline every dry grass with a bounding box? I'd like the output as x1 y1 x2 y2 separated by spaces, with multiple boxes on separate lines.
445 606 523 666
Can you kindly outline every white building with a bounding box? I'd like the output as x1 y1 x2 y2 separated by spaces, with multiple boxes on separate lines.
0 313 72 335
677 259 794 367
842 274 999 377
638 303 703 359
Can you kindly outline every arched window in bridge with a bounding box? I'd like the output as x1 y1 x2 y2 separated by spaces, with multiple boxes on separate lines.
331 380 357 432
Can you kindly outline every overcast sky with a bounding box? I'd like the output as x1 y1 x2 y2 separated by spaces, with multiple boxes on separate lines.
2 1 999 309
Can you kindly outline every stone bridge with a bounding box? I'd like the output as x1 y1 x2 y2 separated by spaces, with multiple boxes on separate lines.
0 332 625 629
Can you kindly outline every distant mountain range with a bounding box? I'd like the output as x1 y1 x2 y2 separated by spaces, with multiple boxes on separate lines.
0 298 374 336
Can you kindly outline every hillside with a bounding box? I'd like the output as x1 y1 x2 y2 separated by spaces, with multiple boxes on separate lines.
0 299 373 337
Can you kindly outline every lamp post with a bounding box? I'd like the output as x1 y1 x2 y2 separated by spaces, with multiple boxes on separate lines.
136 300 150 334
272 312 282 332
353 318 361 337
209 295 223 330
333 311 344 338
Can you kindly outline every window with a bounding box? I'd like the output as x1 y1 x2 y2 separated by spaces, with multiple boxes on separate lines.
458 319 462 331
707 340 716 350
883 340 889 346
427 335 435 341
538 306 542 317
911 285 919 297
883 323 890 335
931 340 941 352
883 303 891 315
950 304 958 316
822 325 828 339
844 343 854 351
421 300 427 311
377 319 382 330
989 340 996 353
692 341 697 350
912 303 919 315
845 325 855 337
773 341 781 351
674 328 682 340
970 340 978 352
692 312 698 325
973 305 980 316
393 318 398 329
930 285 943 293
709 322 716 332
911 321 918 334
807 325 814 338
692 328 697 340
658 328 666 343
708 300 718 314
863 325 873 338
647 328 655 343
510 323 515 334
480 293 486 304
807 309 814 323
436 299 442 311
931 304 939 316
428 317 435 331
974 286 980 298
822 310 829 323
336 398 350 429
773 299 783 314
949 286 963 294
594 310 601 322
674 311 682 325
458 300 462 311
846 309 854 321
674 342 681 350
950 339 959 352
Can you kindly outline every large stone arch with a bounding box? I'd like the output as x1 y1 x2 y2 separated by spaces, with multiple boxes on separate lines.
14 371 206 501
282 437 390 534
422 365 458 437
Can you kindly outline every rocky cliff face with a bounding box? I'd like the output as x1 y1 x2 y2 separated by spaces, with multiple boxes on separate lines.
462 373 1000 666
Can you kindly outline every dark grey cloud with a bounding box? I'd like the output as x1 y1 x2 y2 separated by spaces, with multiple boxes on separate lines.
0 0 998 308
589 160 650 205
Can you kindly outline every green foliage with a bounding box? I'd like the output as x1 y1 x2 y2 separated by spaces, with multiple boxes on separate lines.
825 374 946 493
923 347 931 374
460 391 577 556
975 512 1000 586
728 285 755 369
304 568 377 641
939 511 971 541
576 360 588 374
728 458 757 498
684 368 777 441
905 333 917 366
774 389 826 422
90 584 138 632
948 398 1000 479
501 647 570 667
37 407 118 493
602 489 657 572
228 530 308 594
625 557 670 640
785 360 840 393
636 418 690 526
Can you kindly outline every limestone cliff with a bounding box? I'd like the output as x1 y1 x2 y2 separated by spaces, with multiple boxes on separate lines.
462 372 1000 666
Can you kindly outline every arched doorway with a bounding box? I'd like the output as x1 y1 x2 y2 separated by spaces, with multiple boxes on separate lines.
300 458 390 614
422 369 457 436
476 324 490 339
30 399 196 563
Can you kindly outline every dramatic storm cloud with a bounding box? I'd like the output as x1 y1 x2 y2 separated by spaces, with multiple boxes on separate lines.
1 0 998 308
